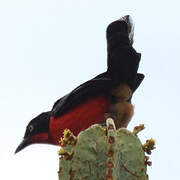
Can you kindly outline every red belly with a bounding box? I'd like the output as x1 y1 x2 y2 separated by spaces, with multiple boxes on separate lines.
49 95 110 145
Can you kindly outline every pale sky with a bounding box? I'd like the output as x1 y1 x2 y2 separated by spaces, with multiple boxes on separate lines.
1 0 180 179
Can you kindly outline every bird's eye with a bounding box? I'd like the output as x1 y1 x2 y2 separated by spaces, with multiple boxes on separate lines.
28 125 34 132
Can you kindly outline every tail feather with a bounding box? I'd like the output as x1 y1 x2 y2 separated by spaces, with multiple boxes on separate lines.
106 15 144 92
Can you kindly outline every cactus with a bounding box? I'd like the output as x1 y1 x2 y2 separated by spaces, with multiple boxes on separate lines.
58 118 154 180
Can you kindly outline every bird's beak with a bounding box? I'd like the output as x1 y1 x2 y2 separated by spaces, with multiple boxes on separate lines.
15 138 31 154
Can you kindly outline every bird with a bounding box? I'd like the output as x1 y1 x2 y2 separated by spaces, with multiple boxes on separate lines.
15 15 144 154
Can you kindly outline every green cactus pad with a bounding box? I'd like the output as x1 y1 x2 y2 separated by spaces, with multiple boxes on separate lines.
59 118 148 180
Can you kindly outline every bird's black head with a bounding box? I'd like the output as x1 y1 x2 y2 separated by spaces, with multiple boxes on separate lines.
15 111 50 154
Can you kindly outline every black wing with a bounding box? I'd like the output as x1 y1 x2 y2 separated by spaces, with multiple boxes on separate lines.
51 72 144 118
51 72 113 118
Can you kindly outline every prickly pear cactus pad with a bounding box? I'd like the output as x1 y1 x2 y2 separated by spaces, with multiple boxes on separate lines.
58 119 154 180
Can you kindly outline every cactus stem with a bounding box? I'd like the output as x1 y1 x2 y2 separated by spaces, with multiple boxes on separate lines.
58 118 151 179
121 161 139 178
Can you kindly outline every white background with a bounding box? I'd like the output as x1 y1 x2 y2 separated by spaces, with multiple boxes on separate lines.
0 0 180 179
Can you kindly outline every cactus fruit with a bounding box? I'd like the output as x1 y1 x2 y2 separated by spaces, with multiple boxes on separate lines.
58 118 154 180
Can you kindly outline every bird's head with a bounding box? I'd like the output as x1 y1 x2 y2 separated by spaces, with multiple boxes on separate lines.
15 112 50 154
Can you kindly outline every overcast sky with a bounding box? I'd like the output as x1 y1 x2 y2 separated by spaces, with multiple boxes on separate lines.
1 0 180 179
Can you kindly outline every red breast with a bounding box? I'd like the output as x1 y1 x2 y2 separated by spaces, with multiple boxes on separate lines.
49 94 111 145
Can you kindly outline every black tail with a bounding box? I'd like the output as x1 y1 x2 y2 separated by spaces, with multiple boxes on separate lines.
106 15 144 92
